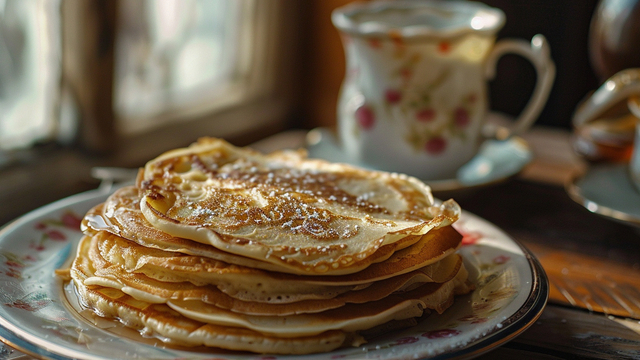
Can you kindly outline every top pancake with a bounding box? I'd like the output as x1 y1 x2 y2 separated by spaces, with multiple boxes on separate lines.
138 138 460 275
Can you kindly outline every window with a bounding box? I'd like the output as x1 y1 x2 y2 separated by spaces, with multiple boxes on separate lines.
0 0 300 224
0 0 297 161
0 0 62 153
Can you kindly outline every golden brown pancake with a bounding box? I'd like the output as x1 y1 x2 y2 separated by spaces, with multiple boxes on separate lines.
61 137 475 355
138 138 460 275
76 233 464 315
70 235 472 352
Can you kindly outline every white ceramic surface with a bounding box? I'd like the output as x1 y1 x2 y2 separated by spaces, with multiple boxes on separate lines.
0 187 547 360
332 0 554 180
566 163 640 227
306 127 532 192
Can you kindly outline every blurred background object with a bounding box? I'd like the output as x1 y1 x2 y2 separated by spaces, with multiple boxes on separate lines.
0 0 62 152
572 0 640 162
589 0 640 81
0 0 623 224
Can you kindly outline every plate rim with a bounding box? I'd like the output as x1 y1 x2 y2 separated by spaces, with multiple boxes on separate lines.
0 188 548 360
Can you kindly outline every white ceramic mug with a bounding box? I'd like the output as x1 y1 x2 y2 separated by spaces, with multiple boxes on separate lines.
332 0 555 180
573 68 640 190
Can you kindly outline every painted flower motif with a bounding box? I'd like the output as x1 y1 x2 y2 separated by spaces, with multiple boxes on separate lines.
384 89 402 104
34 222 47 230
5 260 23 269
355 105 376 130
422 329 461 339
459 230 483 246
61 211 83 231
416 108 436 122
425 136 447 154
5 293 52 312
454 107 470 128
45 230 66 241
5 269 21 279
29 243 46 251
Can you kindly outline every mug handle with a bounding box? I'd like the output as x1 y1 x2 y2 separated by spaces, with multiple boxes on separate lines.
484 34 556 138
572 68 640 128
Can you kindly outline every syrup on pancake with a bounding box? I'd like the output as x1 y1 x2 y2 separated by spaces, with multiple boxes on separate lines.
60 137 475 355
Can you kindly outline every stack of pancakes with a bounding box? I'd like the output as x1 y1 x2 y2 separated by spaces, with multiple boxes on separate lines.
66 138 474 355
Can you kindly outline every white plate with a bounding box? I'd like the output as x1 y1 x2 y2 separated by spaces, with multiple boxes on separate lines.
306 128 533 192
0 188 547 360
566 163 640 227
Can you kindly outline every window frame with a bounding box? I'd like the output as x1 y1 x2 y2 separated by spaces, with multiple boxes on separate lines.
61 0 300 164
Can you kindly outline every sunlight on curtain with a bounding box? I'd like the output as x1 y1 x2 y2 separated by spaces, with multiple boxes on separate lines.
114 0 244 134
0 0 61 151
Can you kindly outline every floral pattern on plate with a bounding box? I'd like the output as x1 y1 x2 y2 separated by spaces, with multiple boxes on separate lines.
0 189 547 360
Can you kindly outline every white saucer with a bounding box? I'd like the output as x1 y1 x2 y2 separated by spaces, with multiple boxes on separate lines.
566 163 640 227
306 127 533 192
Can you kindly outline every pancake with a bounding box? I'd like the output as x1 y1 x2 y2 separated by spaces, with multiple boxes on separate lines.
71 273 356 354
165 266 471 337
74 233 465 315
138 137 460 275
60 137 476 355
84 186 285 273
70 236 472 353
90 218 461 303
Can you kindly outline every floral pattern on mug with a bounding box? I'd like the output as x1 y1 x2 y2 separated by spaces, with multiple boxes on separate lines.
367 40 480 155
355 104 376 130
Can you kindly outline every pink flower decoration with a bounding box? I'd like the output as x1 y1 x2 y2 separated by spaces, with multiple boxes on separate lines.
46 230 66 241
5 261 23 269
355 105 375 130
34 223 47 230
30 243 46 251
454 107 470 127
6 270 21 279
416 108 436 122
425 136 447 154
6 300 36 311
384 89 402 104
422 329 461 339
61 212 82 231
461 231 483 246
